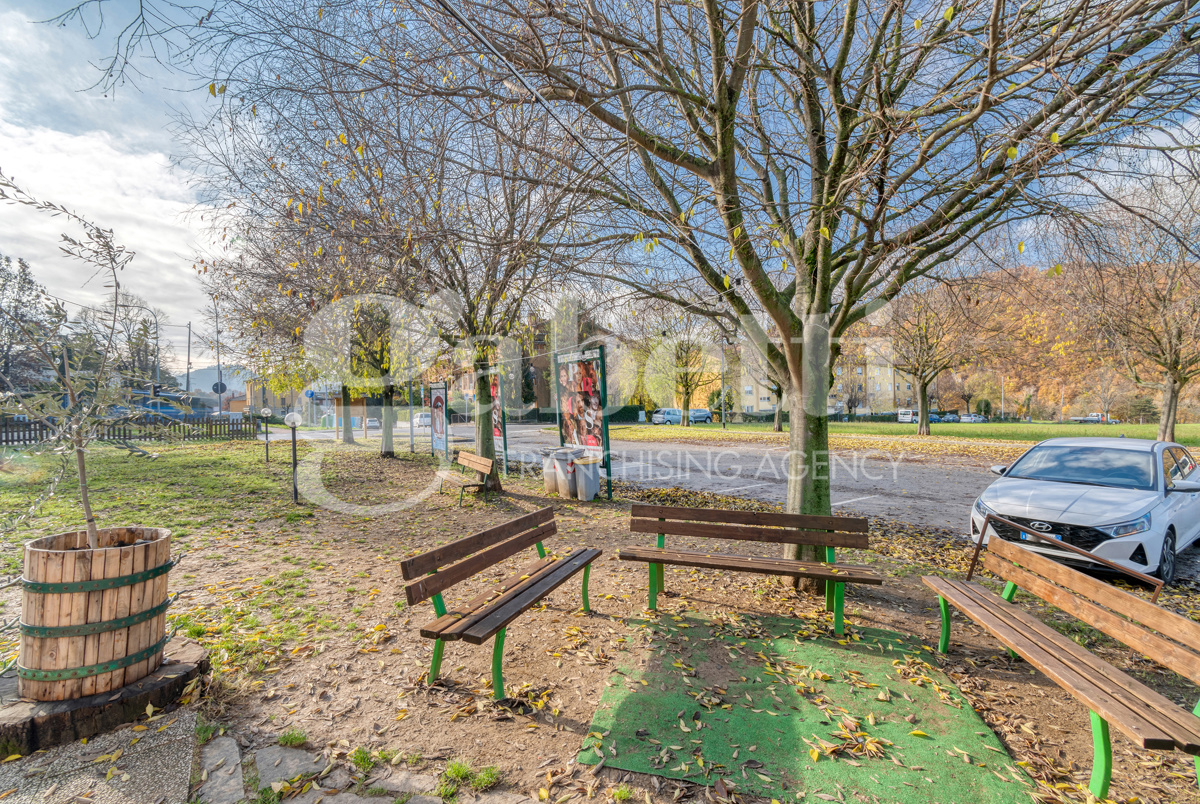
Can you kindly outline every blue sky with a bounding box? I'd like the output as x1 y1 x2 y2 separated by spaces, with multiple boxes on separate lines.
0 0 216 368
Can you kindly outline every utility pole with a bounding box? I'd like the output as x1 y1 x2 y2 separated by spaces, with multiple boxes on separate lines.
185 322 192 393
214 300 223 417
720 346 726 429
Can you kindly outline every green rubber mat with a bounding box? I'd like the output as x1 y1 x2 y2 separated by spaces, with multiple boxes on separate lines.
578 612 1032 804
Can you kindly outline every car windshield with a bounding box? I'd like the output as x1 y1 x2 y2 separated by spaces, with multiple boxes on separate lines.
1005 445 1157 491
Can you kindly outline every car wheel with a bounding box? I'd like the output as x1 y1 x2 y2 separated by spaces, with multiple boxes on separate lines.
1157 530 1177 585
704 417 712 424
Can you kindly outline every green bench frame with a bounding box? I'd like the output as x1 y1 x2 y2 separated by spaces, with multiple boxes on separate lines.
436 451 495 506
402 507 601 700
925 514 1200 799
617 504 879 634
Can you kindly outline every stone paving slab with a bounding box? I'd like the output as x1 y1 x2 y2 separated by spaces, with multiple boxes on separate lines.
198 736 244 804
255 744 329 789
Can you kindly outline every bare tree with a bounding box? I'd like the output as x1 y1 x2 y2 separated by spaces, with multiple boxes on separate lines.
55 0 1200 583
889 279 976 435
1063 184 1200 442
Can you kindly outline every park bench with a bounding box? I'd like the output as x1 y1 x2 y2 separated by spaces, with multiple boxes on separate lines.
616 504 880 634
401 507 601 700
436 450 495 506
924 514 1200 799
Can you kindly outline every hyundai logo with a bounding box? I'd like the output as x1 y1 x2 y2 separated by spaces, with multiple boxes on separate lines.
1029 521 1054 532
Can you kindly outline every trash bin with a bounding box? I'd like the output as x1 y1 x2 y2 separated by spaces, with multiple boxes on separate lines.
553 449 584 498
575 457 601 501
541 449 559 495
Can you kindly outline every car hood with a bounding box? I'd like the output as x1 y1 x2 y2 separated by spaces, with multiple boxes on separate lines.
980 477 1159 526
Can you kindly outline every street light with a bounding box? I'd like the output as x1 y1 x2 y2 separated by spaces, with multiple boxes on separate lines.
261 407 273 462
284 411 302 504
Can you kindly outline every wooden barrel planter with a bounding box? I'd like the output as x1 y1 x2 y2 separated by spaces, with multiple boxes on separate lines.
18 527 174 702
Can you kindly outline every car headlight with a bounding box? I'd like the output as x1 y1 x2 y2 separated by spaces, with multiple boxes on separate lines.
973 498 995 517
1102 513 1151 538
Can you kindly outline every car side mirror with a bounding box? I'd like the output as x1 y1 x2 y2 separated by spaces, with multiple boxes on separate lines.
989 465 1007 476
1168 479 1200 493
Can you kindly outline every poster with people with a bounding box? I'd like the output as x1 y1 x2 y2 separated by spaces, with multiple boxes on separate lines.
487 371 508 475
430 382 448 458
553 346 611 498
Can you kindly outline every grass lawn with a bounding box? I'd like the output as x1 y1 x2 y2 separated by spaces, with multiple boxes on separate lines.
609 421 1200 448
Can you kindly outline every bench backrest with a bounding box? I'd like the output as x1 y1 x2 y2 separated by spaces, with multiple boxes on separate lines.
456 451 494 476
981 529 1200 686
630 504 869 548
401 507 555 606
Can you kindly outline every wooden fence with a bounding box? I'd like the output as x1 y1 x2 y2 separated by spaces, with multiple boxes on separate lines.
0 417 257 447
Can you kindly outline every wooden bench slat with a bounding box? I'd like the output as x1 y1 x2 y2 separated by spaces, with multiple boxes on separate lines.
618 546 882 584
405 522 557 605
436 557 569 641
419 557 556 639
401 507 555 579
630 518 869 548
981 553 1200 687
988 536 1200 655
947 571 1200 753
456 452 494 472
460 548 602 645
630 504 868 532
925 577 1185 751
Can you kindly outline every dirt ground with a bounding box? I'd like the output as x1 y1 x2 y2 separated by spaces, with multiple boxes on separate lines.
106 444 1192 804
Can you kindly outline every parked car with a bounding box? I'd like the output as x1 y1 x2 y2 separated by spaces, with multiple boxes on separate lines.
941 413 960 423
413 412 432 428
366 417 381 429
960 413 988 423
971 437 1200 584
652 408 682 424
929 413 942 423
689 408 713 424
897 409 916 423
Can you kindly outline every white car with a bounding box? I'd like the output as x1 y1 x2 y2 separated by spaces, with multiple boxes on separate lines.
960 413 988 423
971 437 1200 584
413 412 432 428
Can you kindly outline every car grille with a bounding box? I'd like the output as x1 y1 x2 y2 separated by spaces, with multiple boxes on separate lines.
989 516 1112 552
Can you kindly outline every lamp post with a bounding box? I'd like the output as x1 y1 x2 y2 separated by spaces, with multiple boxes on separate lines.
261 407 273 462
284 411 302 504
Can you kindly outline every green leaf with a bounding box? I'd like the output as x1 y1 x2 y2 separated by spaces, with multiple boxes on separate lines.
913 18 922 30
1006 146 1018 159
1017 241 1025 254
819 225 830 239
943 6 954 22
1050 132 1060 144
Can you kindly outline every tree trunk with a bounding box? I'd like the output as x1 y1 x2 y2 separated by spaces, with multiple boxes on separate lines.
680 385 692 427
1159 376 1180 442
773 392 784 432
916 381 931 436
381 381 395 458
474 357 503 492
340 385 355 444
781 324 833 595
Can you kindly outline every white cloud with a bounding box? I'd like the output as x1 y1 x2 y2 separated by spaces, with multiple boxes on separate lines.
0 3 219 368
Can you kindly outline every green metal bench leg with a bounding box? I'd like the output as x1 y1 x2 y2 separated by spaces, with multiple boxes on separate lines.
824 546 836 613
832 583 845 635
1089 711 1112 800
937 596 951 653
648 563 658 610
458 486 465 507
1194 699 1200 790
657 563 665 597
1000 582 1019 659
581 564 591 612
492 627 507 701
429 638 445 683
